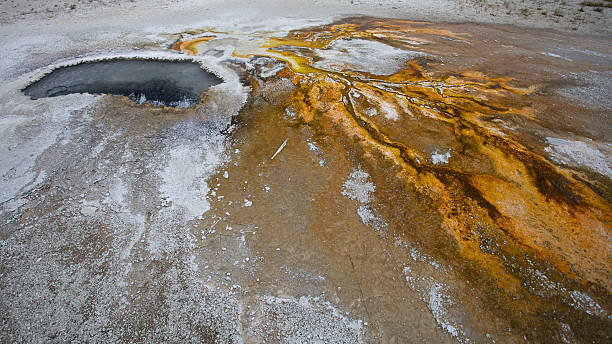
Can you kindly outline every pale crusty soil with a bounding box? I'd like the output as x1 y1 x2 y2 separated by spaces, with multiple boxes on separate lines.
1 0 611 35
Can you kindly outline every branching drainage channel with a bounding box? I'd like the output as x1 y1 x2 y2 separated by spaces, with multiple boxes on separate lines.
23 59 223 108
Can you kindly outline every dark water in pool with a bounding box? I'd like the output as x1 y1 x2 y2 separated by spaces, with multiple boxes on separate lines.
23 59 223 108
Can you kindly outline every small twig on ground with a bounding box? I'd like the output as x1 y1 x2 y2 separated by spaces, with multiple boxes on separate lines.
270 138 288 160
208 218 221 231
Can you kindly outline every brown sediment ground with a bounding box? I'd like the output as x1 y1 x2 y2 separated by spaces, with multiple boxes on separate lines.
1 10 611 344
164 17 612 342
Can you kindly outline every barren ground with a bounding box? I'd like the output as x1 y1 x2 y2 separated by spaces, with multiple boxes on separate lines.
1 1 611 343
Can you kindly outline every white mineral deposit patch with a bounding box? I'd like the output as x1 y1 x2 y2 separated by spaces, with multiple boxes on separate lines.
0 88 97 213
356 205 386 230
314 38 427 75
544 137 612 178
428 283 468 343
541 52 573 61
341 170 388 231
556 70 612 110
341 170 375 204
569 290 607 317
158 136 228 221
249 295 363 343
431 150 451 165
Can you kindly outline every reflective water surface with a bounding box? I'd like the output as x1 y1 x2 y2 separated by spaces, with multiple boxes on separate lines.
23 59 222 108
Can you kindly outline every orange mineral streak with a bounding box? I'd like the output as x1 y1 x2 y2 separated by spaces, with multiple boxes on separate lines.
171 35 216 55
286 74 527 292
265 20 611 294
264 17 465 51
364 18 466 40
287 68 611 296
172 17 611 295
265 23 363 50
